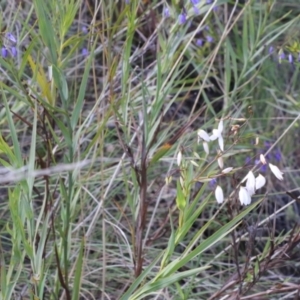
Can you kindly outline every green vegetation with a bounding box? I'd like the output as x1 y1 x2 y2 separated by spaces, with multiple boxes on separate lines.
1 0 300 299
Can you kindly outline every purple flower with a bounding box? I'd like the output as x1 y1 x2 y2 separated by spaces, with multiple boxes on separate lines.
1 47 8 58
264 141 271 149
207 0 213 3
125 0 130 4
81 48 89 57
245 156 252 165
268 46 274 54
255 159 267 172
5 32 17 44
196 38 204 47
288 53 293 64
206 35 214 43
209 178 217 189
163 7 170 18
279 51 285 60
213 5 219 11
274 149 282 162
261 164 267 173
191 0 199 4
82 26 88 35
178 12 187 25
11 47 17 57
298 53 300 62
193 5 200 15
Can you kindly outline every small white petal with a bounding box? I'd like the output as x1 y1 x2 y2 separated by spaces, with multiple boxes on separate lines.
255 174 266 190
239 186 251 205
215 185 224 204
247 189 255 197
203 141 209 154
177 151 182 166
211 129 220 139
218 119 223 133
260 154 267 165
48 65 53 81
197 129 210 142
222 167 233 174
218 135 224 151
269 163 284 181
209 134 217 141
246 171 256 196
218 156 224 169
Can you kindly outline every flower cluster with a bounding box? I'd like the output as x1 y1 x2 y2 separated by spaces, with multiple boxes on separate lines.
162 1 219 47
269 46 300 66
245 141 282 173
1 32 17 58
163 1 219 24
197 119 224 154
196 120 284 206
214 152 284 205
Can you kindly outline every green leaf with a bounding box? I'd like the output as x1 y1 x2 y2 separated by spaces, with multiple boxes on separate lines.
176 179 186 211
2 91 22 166
160 217 175 269
72 238 85 300
120 253 163 300
71 40 96 129
33 0 57 63
52 64 69 103
159 200 262 278
131 266 210 300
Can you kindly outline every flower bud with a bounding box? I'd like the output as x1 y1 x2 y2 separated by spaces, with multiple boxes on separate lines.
260 154 267 165
269 163 284 181
222 167 233 174
239 186 251 205
177 151 183 166
255 174 266 190
1 47 8 58
215 185 224 204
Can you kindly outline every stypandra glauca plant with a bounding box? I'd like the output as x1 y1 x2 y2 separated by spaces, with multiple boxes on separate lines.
123 114 285 300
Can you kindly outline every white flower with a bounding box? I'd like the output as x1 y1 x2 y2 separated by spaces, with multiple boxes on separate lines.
197 129 210 142
215 185 224 204
222 167 233 174
218 118 223 132
260 154 267 165
239 186 251 205
203 141 209 154
246 171 256 196
210 129 219 141
218 155 224 169
269 163 284 181
255 174 266 190
217 135 224 151
198 130 210 154
210 119 224 151
177 151 182 166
